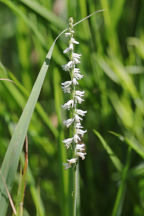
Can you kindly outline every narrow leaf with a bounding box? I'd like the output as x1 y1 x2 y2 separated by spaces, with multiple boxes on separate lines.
110 131 144 158
0 38 56 216
94 130 123 172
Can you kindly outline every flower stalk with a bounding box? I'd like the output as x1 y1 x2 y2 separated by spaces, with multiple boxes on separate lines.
61 17 87 216
62 17 87 169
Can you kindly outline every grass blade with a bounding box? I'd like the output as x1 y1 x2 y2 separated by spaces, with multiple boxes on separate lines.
0 63 58 138
0 36 57 216
0 0 46 48
94 130 123 172
0 170 17 215
110 131 144 158
53 68 68 216
20 0 65 30
112 147 132 216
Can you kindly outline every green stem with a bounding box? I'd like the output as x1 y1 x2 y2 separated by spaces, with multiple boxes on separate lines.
73 161 80 216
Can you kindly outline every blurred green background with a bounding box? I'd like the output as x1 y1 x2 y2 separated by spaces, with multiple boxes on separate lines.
0 0 144 215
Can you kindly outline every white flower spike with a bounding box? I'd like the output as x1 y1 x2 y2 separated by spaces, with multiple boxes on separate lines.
61 17 87 168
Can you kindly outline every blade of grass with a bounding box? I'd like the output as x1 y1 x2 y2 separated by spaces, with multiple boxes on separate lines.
112 147 132 216
111 0 125 29
110 131 144 158
20 0 65 30
0 34 59 216
17 153 46 216
100 0 120 54
15 136 28 216
94 130 123 172
28 169 45 216
0 63 58 138
0 0 46 48
0 170 17 215
53 68 68 216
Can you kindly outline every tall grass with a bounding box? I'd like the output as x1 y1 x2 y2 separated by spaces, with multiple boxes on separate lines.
0 0 144 215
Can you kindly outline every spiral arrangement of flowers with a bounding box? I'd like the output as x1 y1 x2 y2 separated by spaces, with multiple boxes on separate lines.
61 17 87 169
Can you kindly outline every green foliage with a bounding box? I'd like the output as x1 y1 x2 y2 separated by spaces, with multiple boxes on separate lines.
0 0 144 215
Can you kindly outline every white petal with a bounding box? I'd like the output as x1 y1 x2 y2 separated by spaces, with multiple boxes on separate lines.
75 123 83 129
62 86 71 93
76 129 87 136
74 134 81 143
75 90 85 97
62 61 73 71
76 109 87 116
63 163 71 169
61 80 72 87
65 32 71 37
74 68 80 73
71 37 79 44
73 58 80 64
74 114 82 122
62 137 73 148
76 144 85 151
72 78 79 85
73 73 84 80
67 158 77 164
63 44 74 54
69 43 73 50
61 83 71 93
62 99 74 110
76 152 86 160
72 53 81 58
74 95 84 104
63 47 70 54
63 118 74 128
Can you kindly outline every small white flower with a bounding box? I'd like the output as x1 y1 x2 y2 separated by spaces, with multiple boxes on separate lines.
72 53 81 59
63 44 74 54
65 32 71 37
74 114 82 122
63 118 74 128
76 109 87 116
74 133 81 143
70 30 75 34
69 43 74 50
64 157 77 169
72 78 79 85
75 122 83 129
71 37 79 44
67 158 77 165
76 129 87 137
74 95 84 104
74 68 80 73
76 152 86 160
61 81 72 93
62 86 71 93
73 58 80 64
62 61 73 71
76 144 85 151
63 163 71 169
63 47 70 54
75 90 85 97
62 99 74 110
61 81 72 88
72 53 81 64
73 72 84 80
62 137 73 149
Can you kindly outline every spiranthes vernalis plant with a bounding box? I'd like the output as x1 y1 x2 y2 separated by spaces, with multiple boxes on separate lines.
61 17 87 170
